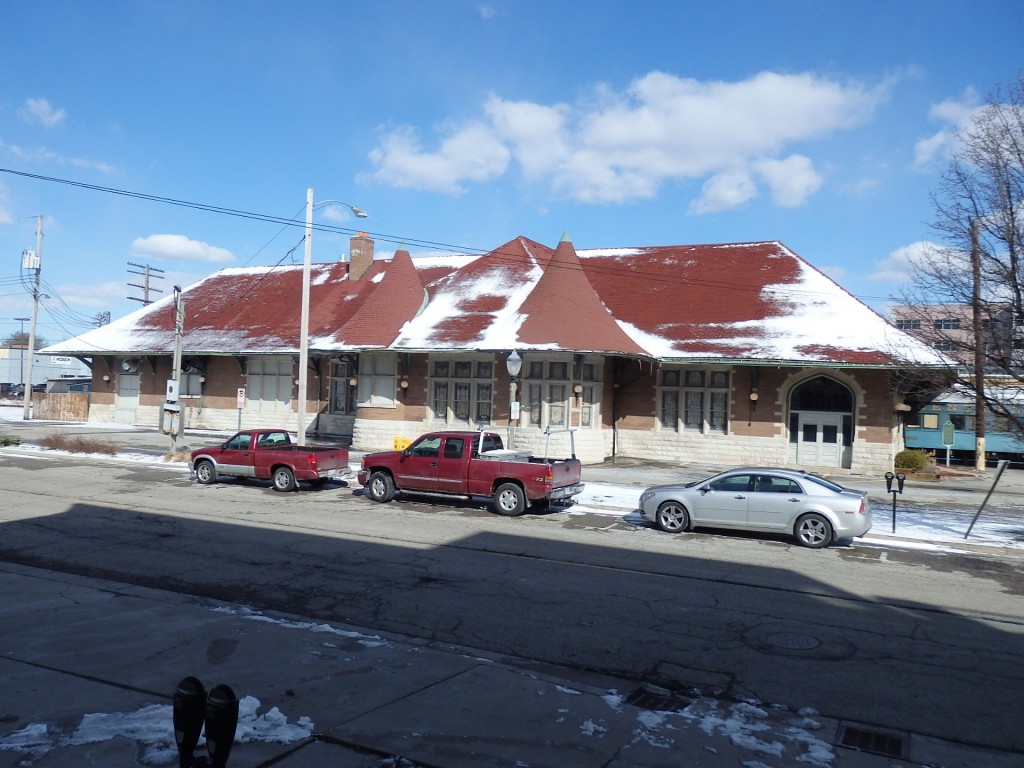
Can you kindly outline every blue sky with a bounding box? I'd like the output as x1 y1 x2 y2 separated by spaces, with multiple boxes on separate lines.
1 1 1022 344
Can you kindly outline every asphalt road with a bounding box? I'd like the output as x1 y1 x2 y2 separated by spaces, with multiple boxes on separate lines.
0 449 1022 755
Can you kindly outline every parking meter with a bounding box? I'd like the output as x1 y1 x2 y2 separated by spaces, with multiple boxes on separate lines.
205 683 239 767
884 472 907 533
173 676 206 768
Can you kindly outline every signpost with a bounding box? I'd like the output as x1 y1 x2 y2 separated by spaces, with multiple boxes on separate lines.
941 419 955 466
236 388 246 431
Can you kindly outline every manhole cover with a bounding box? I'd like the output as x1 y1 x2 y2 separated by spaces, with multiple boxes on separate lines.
766 632 821 650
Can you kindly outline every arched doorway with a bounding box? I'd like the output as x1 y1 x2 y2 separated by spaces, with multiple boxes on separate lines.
788 376 854 468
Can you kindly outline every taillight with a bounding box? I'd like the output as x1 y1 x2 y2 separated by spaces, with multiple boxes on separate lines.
545 465 553 484
308 454 317 469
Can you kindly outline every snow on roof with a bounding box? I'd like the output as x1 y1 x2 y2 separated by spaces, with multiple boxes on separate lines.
41 236 945 368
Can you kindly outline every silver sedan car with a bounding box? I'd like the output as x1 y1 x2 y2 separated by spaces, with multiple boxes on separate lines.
639 467 871 548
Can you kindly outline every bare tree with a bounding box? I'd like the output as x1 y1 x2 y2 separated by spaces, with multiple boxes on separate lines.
2 331 49 350
897 74 1024 441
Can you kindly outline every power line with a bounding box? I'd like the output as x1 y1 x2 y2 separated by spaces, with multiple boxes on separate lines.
0 165 899 305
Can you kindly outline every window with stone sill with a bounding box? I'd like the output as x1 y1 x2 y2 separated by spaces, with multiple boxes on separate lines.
357 352 397 408
521 356 599 430
430 356 493 425
246 356 293 414
658 367 729 434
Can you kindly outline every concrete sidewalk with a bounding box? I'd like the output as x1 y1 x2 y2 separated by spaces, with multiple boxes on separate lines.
3 563 1020 768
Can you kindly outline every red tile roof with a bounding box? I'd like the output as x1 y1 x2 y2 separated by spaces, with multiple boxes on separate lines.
44 235 944 367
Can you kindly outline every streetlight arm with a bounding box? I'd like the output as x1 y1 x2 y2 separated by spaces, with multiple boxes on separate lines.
312 200 369 219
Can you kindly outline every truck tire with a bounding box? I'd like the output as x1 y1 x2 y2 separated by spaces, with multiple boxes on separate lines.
493 482 526 516
366 471 395 503
273 467 297 492
194 460 217 485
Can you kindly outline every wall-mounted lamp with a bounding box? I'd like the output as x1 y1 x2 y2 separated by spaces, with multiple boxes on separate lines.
349 377 358 387
749 391 759 402
400 379 409 389
102 374 110 382
199 375 206 384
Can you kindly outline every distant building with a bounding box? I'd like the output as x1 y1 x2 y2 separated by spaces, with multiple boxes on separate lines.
0 348 91 392
43 233 944 473
889 303 1024 371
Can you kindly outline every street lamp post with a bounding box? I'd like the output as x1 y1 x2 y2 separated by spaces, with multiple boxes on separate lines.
506 350 522 448
297 188 367 445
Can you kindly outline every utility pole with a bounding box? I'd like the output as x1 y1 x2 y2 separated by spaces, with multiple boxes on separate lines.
128 262 165 305
22 216 43 420
14 316 29 391
167 286 186 453
971 218 986 471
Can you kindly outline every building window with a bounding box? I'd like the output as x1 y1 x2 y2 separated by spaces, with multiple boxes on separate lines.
246 356 292 414
180 371 202 397
358 352 397 407
934 318 961 330
659 367 730 433
894 319 922 330
329 359 357 415
430 356 493 425
521 355 598 430
934 340 955 351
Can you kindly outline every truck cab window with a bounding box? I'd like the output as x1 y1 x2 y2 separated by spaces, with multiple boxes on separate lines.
410 436 441 457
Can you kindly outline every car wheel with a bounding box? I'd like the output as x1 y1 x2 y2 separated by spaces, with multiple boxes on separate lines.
795 513 833 548
366 471 395 503
655 501 690 533
194 460 217 485
493 482 526 516
273 467 297 492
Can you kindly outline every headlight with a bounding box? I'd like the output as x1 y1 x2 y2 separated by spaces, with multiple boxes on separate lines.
640 490 656 503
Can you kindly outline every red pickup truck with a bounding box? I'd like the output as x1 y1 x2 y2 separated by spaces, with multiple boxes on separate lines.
190 429 350 492
357 430 585 516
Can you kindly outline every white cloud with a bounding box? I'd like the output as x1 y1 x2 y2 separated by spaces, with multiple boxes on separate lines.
477 4 496 20
366 122 510 194
753 154 823 207
18 98 66 128
132 234 233 264
912 88 982 169
367 70 888 210
870 240 938 283
689 167 758 214
0 139 115 174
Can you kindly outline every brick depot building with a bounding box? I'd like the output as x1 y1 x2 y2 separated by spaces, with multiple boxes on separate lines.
44 233 943 473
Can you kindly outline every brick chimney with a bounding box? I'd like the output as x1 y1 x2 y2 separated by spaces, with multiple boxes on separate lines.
349 232 374 281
